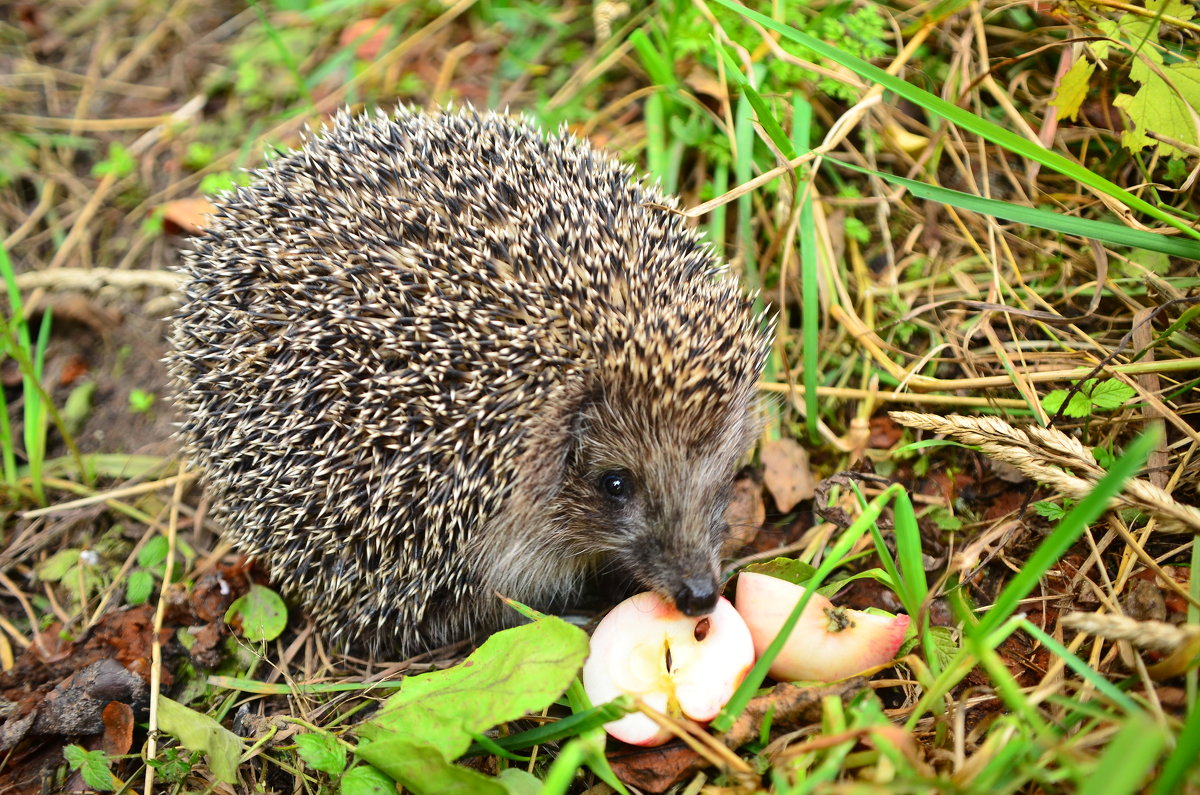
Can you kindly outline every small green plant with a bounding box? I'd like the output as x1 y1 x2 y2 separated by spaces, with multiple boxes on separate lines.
224 584 288 642
128 388 156 414
125 534 195 606
1032 498 1077 521
145 747 199 785
1041 378 1137 418
63 744 117 791
199 171 251 196
0 244 54 504
91 142 135 179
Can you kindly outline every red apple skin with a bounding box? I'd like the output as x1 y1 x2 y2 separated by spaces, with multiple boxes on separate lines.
583 592 755 746
735 572 910 682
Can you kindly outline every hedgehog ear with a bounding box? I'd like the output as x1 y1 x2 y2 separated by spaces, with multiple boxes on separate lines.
513 378 594 499
565 385 603 469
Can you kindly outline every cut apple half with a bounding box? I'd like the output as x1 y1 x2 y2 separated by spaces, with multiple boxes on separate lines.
582 591 755 746
735 571 910 682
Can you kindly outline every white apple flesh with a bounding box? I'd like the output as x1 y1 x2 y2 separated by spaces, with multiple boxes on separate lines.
735 572 910 682
582 591 755 746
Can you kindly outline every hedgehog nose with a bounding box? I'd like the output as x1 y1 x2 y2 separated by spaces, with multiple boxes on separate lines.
674 577 719 616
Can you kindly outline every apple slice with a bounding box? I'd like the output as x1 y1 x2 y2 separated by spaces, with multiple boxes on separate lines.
582 591 755 746
735 572 909 682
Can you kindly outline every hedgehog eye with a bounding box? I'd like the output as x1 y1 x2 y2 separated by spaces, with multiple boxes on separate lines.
599 470 633 500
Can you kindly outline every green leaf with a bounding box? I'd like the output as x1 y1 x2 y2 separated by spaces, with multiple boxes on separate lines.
63 744 115 792
339 765 395 795
126 569 155 606
1041 388 1089 418
1051 57 1095 122
155 696 242 785
744 556 818 585
356 617 588 794
1080 713 1167 795
138 535 169 568
1115 61 1200 158
1032 501 1069 521
926 505 964 531
356 737 506 795
36 548 80 582
224 584 288 642
128 388 156 414
925 625 959 671
1088 379 1137 410
295 732 347 776
63 380 96 436
496 767 543 794
91 142 135 179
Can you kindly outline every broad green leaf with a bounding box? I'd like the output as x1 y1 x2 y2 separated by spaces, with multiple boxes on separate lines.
138 535 169 568
224 584 288 642
126 569 154 606
1032 501 1069 521
294 732 347 775
744 556 818 585
1051 57 1094 121
360 617 588 754
1115 61 1200 158
1088 379 1137 410
339 765 394 795
355 618 590 794
156 696 241 785
496 767 544 794
1042 388 1094 418
356 736 506 795
36 548 80 582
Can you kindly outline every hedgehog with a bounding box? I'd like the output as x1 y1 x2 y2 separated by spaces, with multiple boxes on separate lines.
169 107 773 657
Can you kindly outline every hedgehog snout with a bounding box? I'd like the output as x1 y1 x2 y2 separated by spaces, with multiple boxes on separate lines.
673 576 719 616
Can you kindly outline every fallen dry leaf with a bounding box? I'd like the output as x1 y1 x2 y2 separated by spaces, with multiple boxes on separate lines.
340 18 393 61
161 197 217 235
723 470 764 553
760 438 815 513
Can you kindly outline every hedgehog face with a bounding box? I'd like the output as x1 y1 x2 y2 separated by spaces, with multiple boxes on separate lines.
551 387 761 617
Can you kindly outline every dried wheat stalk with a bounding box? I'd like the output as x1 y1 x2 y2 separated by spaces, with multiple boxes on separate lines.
1062 612 1200 654
889 411 1200 535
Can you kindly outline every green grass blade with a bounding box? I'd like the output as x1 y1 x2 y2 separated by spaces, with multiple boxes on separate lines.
714 40 795 159
0 244 17 486
1016 618 1139 714
1080 713 1166 795
629 28 675 89
793 96 819 442
829 157 1200 259
711 0 1200 241
1017 624 1137 715
24 307 51 505
1151 692 1200 795
734 95 761 295
974 428 1159 638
